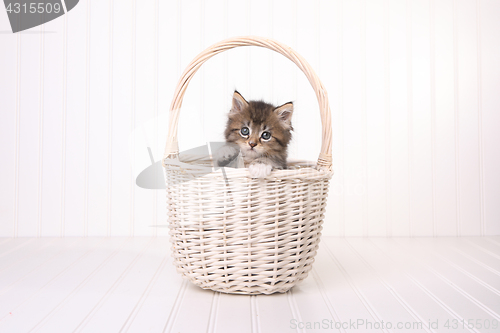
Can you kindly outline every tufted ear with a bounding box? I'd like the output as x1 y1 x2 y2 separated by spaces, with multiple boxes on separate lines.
274 102 293 128
230 90 249 114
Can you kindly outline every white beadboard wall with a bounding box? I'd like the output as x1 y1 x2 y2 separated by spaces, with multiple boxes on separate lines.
0 0 499 237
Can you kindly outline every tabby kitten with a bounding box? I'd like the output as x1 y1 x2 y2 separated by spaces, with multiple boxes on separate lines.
216 91 294 178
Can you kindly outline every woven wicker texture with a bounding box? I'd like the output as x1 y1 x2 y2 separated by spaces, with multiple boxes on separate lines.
163 36 333 294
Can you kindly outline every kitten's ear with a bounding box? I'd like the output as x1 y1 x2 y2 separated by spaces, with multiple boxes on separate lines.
274 102 294 128
231 91 249 114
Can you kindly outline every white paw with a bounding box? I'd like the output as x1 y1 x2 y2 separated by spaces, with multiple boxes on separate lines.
215 145 239 167
249 163 272 178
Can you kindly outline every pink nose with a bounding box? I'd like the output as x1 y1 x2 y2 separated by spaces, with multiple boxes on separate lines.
249 142 257 148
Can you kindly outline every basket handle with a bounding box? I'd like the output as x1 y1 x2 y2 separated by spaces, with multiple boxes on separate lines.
163 36 332 171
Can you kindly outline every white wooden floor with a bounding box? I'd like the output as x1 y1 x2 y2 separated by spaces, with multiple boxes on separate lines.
0 237 499 333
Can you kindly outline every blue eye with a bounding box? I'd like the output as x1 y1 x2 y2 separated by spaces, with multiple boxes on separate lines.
261 131 271 140
240 127 249 136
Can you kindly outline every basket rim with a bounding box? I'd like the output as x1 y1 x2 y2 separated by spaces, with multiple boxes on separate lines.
163 157 334 181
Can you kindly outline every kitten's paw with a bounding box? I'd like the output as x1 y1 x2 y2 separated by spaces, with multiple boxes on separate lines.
215 145 239 167
248 163 272 178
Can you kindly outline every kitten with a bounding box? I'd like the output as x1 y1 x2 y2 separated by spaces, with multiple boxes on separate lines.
216 91 293 178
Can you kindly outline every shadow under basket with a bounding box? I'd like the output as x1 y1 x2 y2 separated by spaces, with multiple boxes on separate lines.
162 36 334 294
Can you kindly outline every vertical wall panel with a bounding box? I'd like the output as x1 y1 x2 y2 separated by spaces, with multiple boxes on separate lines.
133 0 156 236
365 0 387 236
383 0 392 237
178 0 204 152
225 0 250 103
456 0 481 236
152 0 159 237
63 2 88 236
388 0 410 236
271 0 298 159
40 15 65 236
296 0 322 164
202 0 227 144
410 0 434 236
110 0 133 236
248 0 272 102
434 0 458 236
0 14 18 237
129 0 138 236
86 0 111 236
318 0 340 237
341 0 364 236
480 0 500 235
156 0 179 236
16 27 42 237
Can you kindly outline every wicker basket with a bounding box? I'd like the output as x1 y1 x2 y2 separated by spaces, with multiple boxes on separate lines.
162 36 333 295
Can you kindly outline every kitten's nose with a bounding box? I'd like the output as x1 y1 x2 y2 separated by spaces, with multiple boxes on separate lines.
249 142 257 148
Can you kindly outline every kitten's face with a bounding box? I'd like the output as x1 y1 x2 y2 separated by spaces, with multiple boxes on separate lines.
224 91 293 162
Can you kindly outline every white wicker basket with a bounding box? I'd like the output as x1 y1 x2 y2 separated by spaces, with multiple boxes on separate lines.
162 36 333 295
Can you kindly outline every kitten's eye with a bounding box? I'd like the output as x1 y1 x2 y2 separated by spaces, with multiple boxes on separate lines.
261 131 271 141
240 127 250 136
